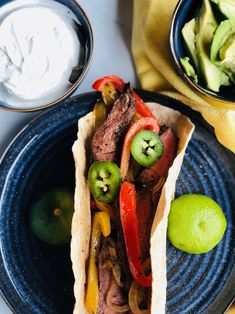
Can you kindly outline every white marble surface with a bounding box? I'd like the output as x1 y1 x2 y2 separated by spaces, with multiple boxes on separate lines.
0 0 135 312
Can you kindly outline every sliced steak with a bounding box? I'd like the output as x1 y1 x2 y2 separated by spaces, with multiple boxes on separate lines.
97 244 113 314
98 263 113 313
92 89 136 163
97 241 128 314
139 128 178 187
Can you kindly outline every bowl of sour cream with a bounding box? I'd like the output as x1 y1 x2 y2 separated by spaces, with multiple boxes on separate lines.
0 0 93 111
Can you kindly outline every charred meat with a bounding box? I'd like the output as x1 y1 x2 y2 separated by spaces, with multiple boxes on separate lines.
92 89 136 163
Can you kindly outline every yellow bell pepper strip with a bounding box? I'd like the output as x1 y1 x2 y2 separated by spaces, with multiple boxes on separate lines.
85 211 111 313
93 100 107 128
101 83 120 106
92 76 123 106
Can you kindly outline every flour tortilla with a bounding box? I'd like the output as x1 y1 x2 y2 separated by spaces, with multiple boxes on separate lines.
71 103 194 314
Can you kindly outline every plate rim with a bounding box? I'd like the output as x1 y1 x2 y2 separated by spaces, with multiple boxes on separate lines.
0 90 234 314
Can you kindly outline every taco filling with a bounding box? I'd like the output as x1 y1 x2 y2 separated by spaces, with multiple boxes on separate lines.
71 75 194 314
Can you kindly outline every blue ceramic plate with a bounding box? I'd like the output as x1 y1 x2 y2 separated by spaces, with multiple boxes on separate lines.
0 91 234 314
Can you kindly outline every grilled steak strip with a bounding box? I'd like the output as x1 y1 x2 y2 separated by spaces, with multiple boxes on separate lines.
98 240 128 314
92 89 136 163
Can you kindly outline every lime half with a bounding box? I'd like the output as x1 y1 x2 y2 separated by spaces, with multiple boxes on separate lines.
167 194 227 254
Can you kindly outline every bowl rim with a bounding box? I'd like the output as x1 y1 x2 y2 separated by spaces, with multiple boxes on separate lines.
169 0 235 104
0 0 94 113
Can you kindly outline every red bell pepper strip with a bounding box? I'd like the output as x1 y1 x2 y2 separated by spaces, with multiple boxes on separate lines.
120 117 160 180
120 182 152 287
92 75 125 93
130 89 156 119
92 75 158 119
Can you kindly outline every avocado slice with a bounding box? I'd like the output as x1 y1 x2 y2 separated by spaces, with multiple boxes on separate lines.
182 18 199 70
211 19 235 62
180 57 198 83
210 19 235 83
195 0 229 91
220 33 235 81
220 69 233 84
217 0 235 20
220 33 235 69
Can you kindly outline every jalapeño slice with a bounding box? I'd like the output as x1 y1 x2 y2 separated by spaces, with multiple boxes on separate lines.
88 161 121 203
130 130 164 167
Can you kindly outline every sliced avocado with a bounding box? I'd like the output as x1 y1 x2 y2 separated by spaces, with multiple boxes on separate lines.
218 0 235 20
211 19 235 62
225 69 235 83
195 0 225 91
210 19 235 83
220 33 235 71
180 57 198 83
182 18 199 70
219 34 235 83
220 70 232 84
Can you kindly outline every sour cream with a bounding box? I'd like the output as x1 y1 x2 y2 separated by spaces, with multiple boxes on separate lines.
0 1 80 106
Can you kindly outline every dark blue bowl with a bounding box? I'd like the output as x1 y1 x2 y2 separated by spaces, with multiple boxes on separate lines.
0 91 235 313
0 0 93 112
170 0 235 103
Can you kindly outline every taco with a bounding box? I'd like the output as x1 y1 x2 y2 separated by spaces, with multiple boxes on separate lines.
71 76 194 313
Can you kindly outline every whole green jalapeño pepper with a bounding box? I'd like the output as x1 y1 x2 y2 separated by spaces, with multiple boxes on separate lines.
131 130 164 167
88 161 121 203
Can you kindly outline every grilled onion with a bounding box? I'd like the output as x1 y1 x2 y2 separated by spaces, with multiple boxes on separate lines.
128 259 151 313
112 263 124 287
152 177 165 197
107 283 130 312
95 200 115 219
152 176 165 204
128 281 150 314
